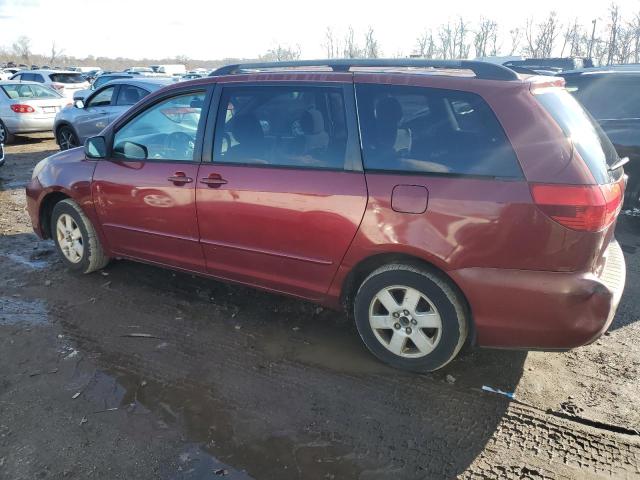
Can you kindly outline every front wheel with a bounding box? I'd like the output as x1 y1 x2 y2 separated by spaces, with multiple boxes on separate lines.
51 199 110 273
57 126 79 151
354 264 468 372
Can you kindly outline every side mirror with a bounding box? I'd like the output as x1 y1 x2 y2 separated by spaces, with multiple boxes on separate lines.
114 141 148 160
85 136 106 159
74 99 84 109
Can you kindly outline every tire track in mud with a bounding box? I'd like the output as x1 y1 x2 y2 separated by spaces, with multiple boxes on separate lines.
51 285 640 479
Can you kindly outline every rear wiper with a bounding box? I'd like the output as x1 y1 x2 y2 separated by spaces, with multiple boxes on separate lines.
609 157 629 171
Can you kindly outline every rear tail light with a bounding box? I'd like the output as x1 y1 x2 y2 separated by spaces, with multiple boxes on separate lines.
10 104 35 113
530 181 623 232
51 83 65 91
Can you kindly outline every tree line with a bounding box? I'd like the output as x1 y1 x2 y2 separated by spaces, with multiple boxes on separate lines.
2 3 640 69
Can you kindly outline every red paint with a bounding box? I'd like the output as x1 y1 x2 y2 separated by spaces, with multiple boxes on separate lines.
391 185 428 214
25 70 625 351
92 160 205 272
195 165 367 300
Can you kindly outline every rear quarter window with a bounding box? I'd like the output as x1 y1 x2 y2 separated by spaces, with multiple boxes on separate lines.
355 84 522 178
535 88 620 184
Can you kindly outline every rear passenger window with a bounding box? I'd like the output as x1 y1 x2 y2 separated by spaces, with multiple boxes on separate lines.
356 84 522 178
213 86 348 170
116 85 147 106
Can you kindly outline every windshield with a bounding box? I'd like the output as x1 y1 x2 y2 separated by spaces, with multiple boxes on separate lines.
49 73 86 84
535 88 620 184
1 83 61 99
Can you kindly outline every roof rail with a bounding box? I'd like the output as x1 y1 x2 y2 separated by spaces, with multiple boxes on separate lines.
209 59 519 81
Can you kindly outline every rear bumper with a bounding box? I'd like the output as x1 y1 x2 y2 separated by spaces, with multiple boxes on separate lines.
449 240 626 349
4 115 55 134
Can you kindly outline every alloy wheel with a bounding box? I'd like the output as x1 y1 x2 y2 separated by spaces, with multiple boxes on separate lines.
59 128 78 150
368 285 442 358
56 213 84 263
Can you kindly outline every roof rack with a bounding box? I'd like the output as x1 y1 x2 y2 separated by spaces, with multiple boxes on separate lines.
209 59 519 81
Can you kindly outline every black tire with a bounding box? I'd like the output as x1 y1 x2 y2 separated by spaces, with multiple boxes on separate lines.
354 264 468 372
0 120 15 144
51 199 110 274
57 125 79 151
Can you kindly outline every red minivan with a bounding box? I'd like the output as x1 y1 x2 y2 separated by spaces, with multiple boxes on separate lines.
25 60 626 371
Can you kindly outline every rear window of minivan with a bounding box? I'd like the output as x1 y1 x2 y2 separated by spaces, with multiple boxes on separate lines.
535 88 619 184
49 73 86 84
356 84 522 178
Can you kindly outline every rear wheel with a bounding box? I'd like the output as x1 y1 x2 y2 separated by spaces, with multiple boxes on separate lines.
354 264 468 372
57 126 79 151
0 120 15 144
51 199 109 273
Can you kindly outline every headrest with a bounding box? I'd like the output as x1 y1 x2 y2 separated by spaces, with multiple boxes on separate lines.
301 109 325 134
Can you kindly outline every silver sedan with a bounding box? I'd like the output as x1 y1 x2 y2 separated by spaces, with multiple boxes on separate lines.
0 81 71 144
54 77 174 150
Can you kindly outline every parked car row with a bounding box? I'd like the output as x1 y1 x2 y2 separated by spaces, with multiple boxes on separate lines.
54 77 173 149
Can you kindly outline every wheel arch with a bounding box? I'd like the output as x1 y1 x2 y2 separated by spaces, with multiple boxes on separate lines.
339 252 476 345
55 122 79 145
39 190 71 239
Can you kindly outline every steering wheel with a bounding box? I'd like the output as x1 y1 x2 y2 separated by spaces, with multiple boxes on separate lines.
164 131 195 160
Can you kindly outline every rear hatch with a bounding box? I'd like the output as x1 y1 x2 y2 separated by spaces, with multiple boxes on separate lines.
530 85 625 273
48 73 90 94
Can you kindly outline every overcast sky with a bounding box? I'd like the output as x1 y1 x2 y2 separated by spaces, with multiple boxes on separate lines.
1 0 640 60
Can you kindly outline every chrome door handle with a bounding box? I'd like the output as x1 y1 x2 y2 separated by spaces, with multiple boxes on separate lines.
167 174 193 184
200 177 227 187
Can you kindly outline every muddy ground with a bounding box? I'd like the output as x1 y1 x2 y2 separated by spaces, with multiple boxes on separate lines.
1 134 639 479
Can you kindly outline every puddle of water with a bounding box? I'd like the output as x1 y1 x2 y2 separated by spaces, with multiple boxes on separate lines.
1 180 27 189
0 297 48 326
167 445 254 479
2 253 50 269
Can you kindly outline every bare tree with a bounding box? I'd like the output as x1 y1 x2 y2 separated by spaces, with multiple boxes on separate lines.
474 18 498 57
524 12 559 58
174 55 189 67
363 27 380 58
261 44 301 62
631 13 640 63
323 27 340 59
49 41 64 66
343 26 362 58
453 17 471 59
415 30 436 58
606 3 621 64
12 36 31 64
508 28 522 55
438 22 454 59
561 19 581 57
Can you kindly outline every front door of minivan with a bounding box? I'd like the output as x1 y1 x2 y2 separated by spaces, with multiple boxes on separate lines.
92 90 208 272
196 82 367 300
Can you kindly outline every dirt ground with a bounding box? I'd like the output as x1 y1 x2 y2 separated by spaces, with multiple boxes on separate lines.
1 134 639 479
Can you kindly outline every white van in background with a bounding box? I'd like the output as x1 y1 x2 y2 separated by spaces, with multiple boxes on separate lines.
154 64 186 76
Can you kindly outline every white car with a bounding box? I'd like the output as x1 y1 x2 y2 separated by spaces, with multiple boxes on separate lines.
0 80 70 144
10 70 90 99
0 69 16 81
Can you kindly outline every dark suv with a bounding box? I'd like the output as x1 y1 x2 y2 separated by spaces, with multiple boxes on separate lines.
25 60 626 372
559 69 640 208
